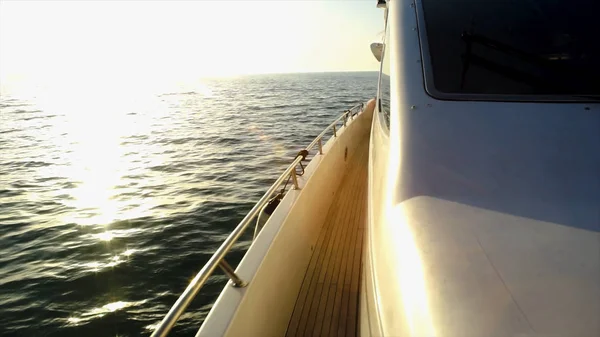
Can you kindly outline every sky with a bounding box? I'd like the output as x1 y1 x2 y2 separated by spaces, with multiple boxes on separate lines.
0 0 383 94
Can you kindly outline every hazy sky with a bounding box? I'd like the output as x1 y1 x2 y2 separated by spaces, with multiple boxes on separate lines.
0 0 383 92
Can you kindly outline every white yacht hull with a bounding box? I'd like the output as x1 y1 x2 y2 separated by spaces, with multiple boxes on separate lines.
196 101 374 337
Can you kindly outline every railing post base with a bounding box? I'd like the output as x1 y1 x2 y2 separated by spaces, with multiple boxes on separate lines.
218 260 248 288
290 169 300 190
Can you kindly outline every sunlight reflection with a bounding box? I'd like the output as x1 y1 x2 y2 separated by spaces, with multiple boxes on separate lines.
122 249 136 257
63 107 127 226
67 300 146 326
106 256 122 268
389 204 436 337
15 76 216 228
144 323 159 331
381 89 436 335
95 231 114 242
102 301 128 312
88 228 143 244
78 248 138 274
83 261 102 273
81 255 125 273
28 83 171 227
67 317 82 324
245 123 287 157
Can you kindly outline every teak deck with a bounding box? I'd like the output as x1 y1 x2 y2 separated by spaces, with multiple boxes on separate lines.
285 141 368 337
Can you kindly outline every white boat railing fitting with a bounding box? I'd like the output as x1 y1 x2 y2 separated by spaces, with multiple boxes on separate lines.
150 102 365 337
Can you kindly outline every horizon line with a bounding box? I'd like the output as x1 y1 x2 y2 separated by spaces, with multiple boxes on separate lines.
196 69 378 79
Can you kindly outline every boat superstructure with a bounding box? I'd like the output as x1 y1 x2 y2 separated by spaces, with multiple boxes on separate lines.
152 1 599 336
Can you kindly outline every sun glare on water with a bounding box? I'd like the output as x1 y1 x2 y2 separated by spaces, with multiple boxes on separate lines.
31 85 161 227
67 300 146 326
0 0 378 232
0 0 384 333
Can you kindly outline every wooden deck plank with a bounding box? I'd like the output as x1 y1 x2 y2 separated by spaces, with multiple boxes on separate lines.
288 193 343 337
286 207 335 336
296 174 352 336
329 175 362 337
285 141 368 337
347 178 366 337
332 152 366 337
334 177 364 336
315 169 359 336
307 203 346 332
308 163 358 336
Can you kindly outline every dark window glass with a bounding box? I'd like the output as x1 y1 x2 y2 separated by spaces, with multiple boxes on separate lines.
380 71 391 124
421 0 600 97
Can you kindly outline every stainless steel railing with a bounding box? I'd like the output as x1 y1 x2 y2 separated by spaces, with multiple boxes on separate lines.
150 103 365 337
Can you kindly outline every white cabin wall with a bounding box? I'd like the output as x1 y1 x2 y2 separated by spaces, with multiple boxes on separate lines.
362 1 392 336
363 106 389 337
363 0 434 335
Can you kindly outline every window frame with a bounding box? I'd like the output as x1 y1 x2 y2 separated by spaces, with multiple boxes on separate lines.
377 9 391 127
415 0 598 102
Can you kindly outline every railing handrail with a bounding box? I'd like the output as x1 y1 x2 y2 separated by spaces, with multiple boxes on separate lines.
151 102 365 337
306 103 363 152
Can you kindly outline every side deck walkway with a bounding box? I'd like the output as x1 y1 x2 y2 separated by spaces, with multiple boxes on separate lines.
285 141 368 337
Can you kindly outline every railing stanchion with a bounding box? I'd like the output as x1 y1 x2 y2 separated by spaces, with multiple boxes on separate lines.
291 169 299 190
218 260 247 288
318 138 323 154
333 124 337 137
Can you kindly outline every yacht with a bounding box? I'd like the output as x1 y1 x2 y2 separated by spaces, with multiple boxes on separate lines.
152 0 599 336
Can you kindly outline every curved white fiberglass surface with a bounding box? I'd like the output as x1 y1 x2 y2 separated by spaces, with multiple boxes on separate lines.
363 1 600 337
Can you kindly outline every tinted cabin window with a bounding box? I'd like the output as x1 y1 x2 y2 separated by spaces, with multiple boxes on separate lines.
421 0 600 96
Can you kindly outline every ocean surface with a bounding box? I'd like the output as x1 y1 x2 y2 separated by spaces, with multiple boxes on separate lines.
0 72 378 337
